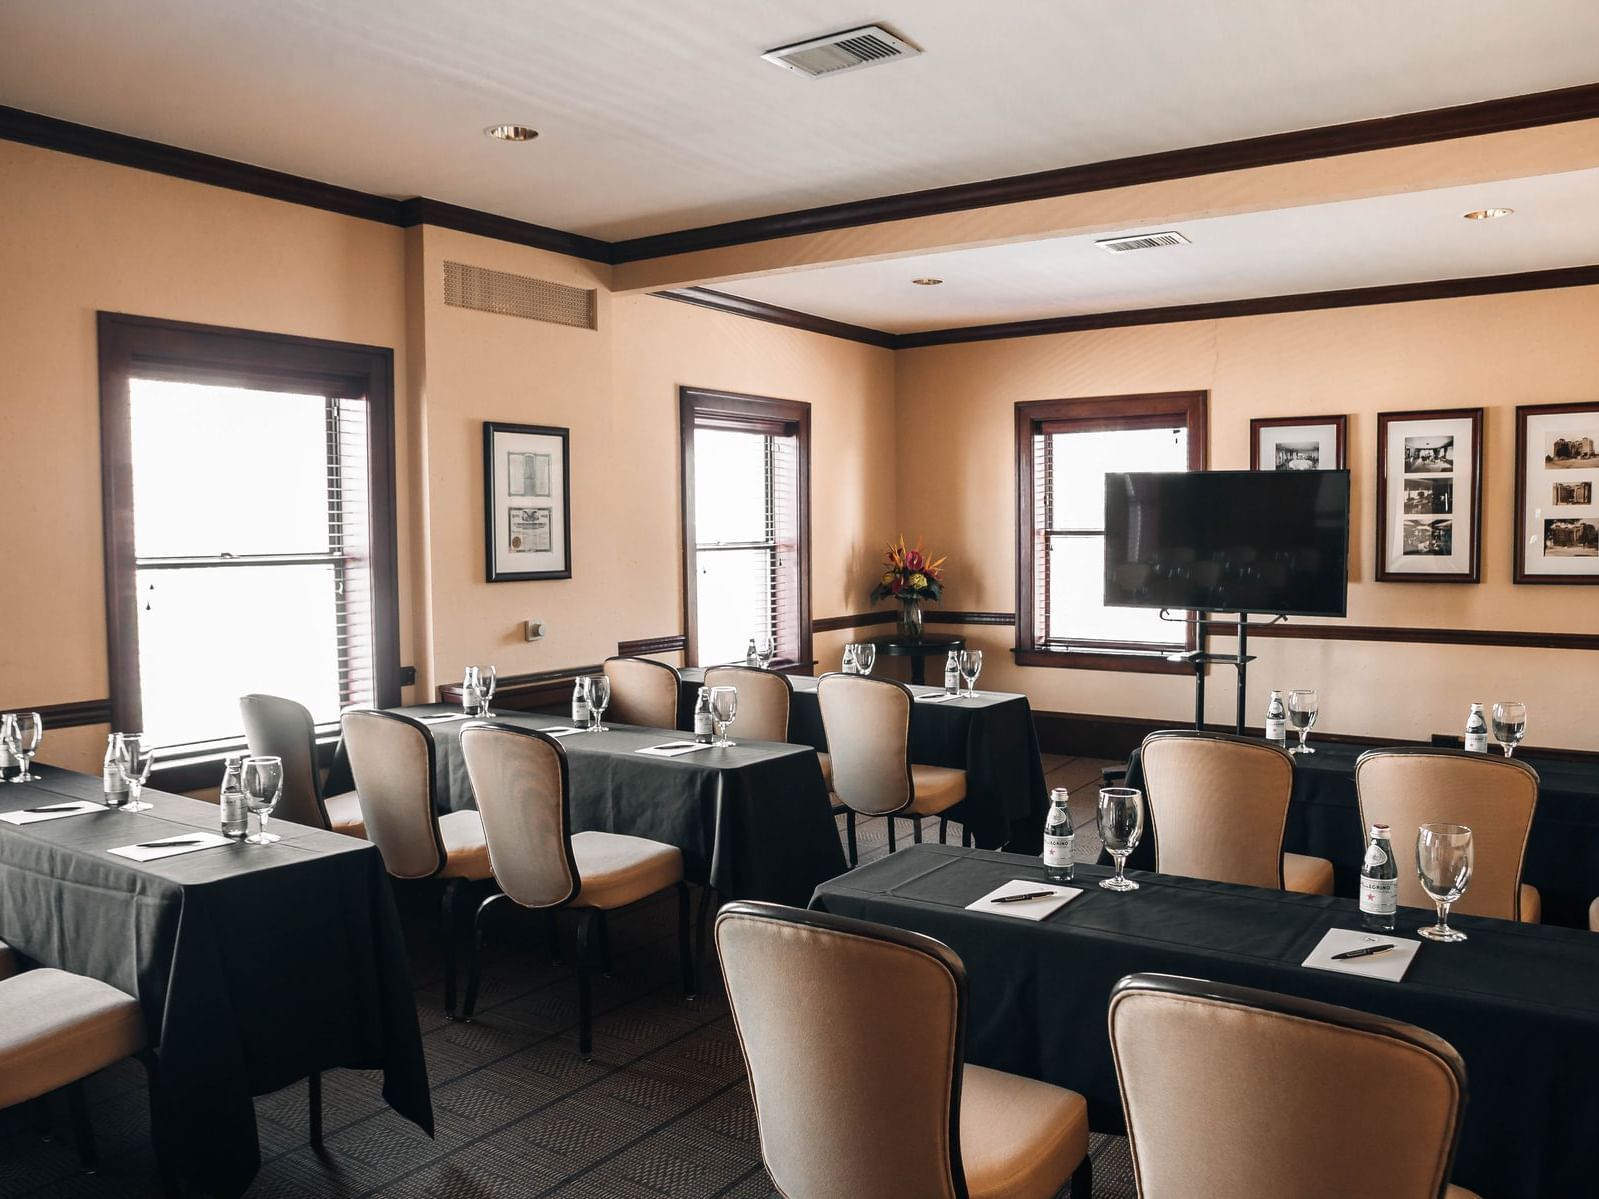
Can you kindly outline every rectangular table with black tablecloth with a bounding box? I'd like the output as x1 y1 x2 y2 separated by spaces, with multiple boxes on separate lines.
680 670 1049 853
0 768 431 1199
326 705 845 906
1120 739 1599 927
813 844 1599 1199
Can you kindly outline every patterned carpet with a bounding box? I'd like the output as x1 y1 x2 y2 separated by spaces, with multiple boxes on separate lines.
0 756 1136 1198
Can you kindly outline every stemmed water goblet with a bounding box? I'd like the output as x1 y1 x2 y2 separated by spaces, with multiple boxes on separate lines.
960 650 983 697
474 665 497 718
6 712 43 782
754 638 776 669
709 686 739 748
853 643 876 676
1416 823 1474 943
121 733 157 812
241 755 284 845
1491 702 1526 758
1097 787 1145 891
587 674 611 732
1287 689 1318 754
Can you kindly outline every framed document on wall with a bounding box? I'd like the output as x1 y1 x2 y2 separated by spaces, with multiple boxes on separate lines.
484 421 571 582
1249 414 1347 471
1375 407 1483 583
1515 401 1599 584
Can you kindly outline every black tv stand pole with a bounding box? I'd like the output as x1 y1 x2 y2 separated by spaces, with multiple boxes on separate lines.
1162 611 1284 735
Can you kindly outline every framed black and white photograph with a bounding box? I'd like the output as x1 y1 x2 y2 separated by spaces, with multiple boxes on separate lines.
1249 414 1346 471
1375 407 1482 583
483 421 571 581
1515 401 1599 583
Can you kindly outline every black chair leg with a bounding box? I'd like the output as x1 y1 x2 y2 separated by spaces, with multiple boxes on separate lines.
441 878 466 1019
845 810 858 867
938 816 948 844
694 884 717 1000
545 909 561 962
1071 1153 1093 1197
912 817 923 844
886 816 897 853
676 882 697 999
962 826 973 848
65 1080 97 1173
462 892 506 1022
27 1096 50 1138
596 910 613 979
575 908 597 1060
308 1072 324 1152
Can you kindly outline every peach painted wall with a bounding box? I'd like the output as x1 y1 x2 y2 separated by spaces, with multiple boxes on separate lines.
895 287 1599 750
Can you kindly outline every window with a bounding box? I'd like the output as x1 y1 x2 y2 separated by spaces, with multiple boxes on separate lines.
680 388 811 668
99 314 400 751
1015 392 1206 671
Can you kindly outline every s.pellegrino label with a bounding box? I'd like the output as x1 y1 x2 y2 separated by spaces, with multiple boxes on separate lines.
219 755 248 840
1360 823 1398 932
1265 690 1287 744
693 687 714 745
944 651 961 696
103 733 130 809
1464 702 1489 753
1042 787 1074 883
571 680 591 729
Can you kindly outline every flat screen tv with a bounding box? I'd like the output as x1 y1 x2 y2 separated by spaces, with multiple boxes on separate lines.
1103 470 1350 617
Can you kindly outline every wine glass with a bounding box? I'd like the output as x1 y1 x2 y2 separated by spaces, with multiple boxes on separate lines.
710 686 739 748
241 755 284 845
1287 689 1318 754
587 674 611 732
1491 702 1526 758
8 712 43 782
1416 823 1474 943
755 638 776 669
1097 787 1145 892
854 643 877 676
474 665 497 718
122 733 157 812
960 650 983 697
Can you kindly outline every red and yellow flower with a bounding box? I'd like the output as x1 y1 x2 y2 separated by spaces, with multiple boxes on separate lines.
870 535 945 604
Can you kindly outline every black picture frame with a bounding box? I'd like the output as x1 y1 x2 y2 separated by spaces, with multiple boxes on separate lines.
1374 407 1483 584
483 421 572 582
1514 401 1599 584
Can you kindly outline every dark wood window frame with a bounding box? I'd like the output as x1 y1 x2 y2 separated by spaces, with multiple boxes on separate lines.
1014 390 1208 674
98 312 402 762
679 386 812 670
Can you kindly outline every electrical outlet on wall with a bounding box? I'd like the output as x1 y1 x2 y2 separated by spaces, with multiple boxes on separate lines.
525 620 545 642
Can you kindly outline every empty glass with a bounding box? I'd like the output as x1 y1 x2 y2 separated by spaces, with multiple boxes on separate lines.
474 665 497 718
960 650 983 697
587 674 611 732
853 643 876 676
1097 787 1145 892
122 733 157 812
755 638 776 669
1287 689 1318 754
6 712 43 782
1491 702 1526 758
709 686 739 748
1416 823 1474 943
241 755 284 845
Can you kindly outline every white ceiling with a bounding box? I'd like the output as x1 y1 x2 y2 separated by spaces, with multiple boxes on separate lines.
716 169 1599 331
3 1 1599 241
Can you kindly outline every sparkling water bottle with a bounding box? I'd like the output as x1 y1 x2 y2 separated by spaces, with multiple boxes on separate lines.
745 638 759 666
461 666 481 715
1464 702 1489 753
944 650 961 696
102 733 130 809
1042 787 1075 883
219 755 248 840
571 678 591 729
693 687 714 745
1265 690 1287 745
1360 822 1398 932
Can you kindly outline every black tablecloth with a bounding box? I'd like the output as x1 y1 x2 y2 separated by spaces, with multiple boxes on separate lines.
680 671 1049 853
0 769 431 1199
327 706 845 906
1117 740 1599 928
813 844 1599 1199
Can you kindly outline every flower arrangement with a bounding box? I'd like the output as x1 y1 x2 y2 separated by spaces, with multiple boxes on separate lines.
870 536 945 605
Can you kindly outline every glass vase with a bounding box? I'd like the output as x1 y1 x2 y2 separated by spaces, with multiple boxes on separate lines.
897 598 924 638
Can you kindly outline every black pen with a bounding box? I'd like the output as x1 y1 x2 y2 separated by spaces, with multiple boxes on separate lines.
992 890 1058 904
1330 943 1395 960
135 838 205 849
23 803 87 813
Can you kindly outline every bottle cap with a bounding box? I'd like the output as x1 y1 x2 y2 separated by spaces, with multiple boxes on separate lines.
1050 787 1069 802
1369 822 1390 837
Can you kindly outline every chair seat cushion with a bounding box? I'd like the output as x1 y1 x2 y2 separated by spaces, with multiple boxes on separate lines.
0 941 15 982
1283 853 1335 896
0 968 147 1109
323 790 367 838
571 831 684 911
960 1063 1089 1199
437 809 493 880
1447 1187 1482 1199
908 764 966 816
1520 883 1541 924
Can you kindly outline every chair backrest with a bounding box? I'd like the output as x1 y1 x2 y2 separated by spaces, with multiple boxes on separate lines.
1109 973 1467 1199
1141 731 1293 889
340 709 444 880
816 673 912 816
1355 748 1538 920
716 902 969 1199
459 723 579 909
240 693 330 830
602 656 681 729
703 666 791 743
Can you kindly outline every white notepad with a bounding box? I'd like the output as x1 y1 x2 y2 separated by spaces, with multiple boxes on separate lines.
1 800 104 825
965 879 1083 921
1301 928 1421 983
108 832 231 863
637 741 714 758
540 726 590 739
915 693 961 703
419 713 471 724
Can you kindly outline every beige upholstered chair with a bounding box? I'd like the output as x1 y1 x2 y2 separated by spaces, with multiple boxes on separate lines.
1109 973 1481 1199
702 666 791 742
818 672 966 866
458 723 693 1057
716 902 1091 1199
0 940 15 980
1591 898 1598 933
1355 748 1540 922
602 655 682 729
241 693 365 836
1140 731 1333 895
342 708 493 1016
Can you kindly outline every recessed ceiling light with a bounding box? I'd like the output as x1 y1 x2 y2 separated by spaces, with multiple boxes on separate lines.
912 277 943 286
485 124 539 142
1463 208 1513 220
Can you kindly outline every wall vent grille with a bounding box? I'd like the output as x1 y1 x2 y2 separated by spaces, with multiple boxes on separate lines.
1094 231 1192 254
443 261 597 328
762 25 920 78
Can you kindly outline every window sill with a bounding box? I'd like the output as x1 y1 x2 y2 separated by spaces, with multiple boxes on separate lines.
149 732 339 794
1012 647 1196 675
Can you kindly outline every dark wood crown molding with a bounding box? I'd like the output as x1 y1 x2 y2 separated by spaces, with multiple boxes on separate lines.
395 197 611 264
616 634 688 658
656 288 898 348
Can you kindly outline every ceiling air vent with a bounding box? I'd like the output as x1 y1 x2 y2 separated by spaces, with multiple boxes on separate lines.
762 25 921 78
1095 231 1192 254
